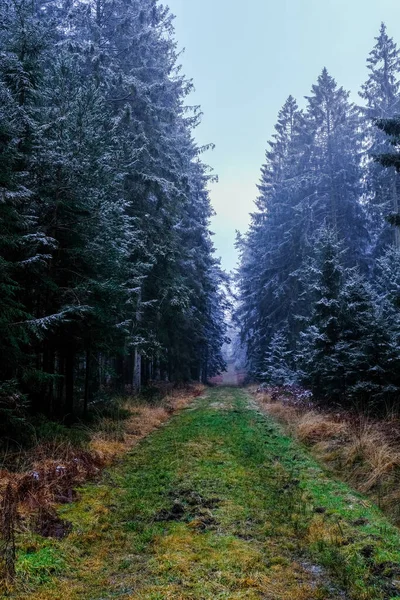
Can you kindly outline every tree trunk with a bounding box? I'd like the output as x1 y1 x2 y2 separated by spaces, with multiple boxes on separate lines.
134 348 141 392
154 353 161 381
392 170 400 248
134 289 142 392
44 346 55 417
114 356 124 391
55 352 65 418
83 348 91 418
202 344 209 385
64 348 75 420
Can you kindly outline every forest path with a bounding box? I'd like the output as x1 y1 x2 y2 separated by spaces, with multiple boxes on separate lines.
11 387 400 600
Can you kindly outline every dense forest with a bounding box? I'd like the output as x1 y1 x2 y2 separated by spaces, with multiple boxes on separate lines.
0 0 228 426
237 24 400 411
3 2 400 438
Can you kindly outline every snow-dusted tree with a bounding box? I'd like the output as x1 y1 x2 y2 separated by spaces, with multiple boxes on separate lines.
360 23 400 119
31 48 135 414
299 228 347 401
237 73 368 378
235 31 400 412
0 72 32 383
359 23 400 253
262 329 295 386
236 96 307 375
0 0 58 397
0 0 228 421
304 68 367 264
336 273 396 408
79 0 228 385
376 245 400 311
299 229 399 408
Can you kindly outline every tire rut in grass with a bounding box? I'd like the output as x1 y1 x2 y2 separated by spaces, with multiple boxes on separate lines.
154 486 221 532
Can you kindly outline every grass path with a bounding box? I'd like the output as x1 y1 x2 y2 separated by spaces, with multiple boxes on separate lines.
9 387 400 600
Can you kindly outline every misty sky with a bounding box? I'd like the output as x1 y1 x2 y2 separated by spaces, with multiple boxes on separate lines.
166 0 400 273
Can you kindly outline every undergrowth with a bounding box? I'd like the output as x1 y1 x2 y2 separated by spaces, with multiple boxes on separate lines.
0 383 204 586
253 386 400 525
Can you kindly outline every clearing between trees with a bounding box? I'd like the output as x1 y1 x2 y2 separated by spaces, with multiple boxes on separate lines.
5 387 400 600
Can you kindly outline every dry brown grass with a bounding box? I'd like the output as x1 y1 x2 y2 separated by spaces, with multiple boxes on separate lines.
296 412 348 444
344 419 400 498
253 387 400 525
89 385 203 461
265 402 300 429
0 383 204 570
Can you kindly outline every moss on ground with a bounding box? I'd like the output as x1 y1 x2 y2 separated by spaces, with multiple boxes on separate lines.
6 387 400 600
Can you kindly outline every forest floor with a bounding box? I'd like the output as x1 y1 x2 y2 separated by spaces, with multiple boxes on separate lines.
6 387 400 600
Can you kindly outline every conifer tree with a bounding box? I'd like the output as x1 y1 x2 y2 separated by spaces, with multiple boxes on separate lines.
360 23 400 119
262 329 295 386
304 68 367 264
299 228 346 401
337 273 395 407
360 23 400 252
235 28 400 413
236 96 307 374
299 231 398 408
237 72 368 378
0 0 57 395
0 0 228 422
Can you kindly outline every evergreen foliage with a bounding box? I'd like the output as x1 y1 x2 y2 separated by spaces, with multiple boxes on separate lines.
360 23 400 252
0 0 227 423
237 23 400 411
299 228 346 402
262 329 295 386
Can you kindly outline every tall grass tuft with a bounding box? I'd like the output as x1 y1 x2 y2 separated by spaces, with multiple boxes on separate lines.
0 483 17 583
254 385 400 525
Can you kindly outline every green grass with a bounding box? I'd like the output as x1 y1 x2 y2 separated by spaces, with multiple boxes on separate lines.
6 387 400 600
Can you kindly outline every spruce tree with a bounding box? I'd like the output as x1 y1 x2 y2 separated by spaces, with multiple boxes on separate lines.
0 0 228 421
337 273 393 407
299 228 346 402
299 232 397 408
236 96 307 375
262 329 295 386
360 23 400 252
304 68 367 264
0 0 57 395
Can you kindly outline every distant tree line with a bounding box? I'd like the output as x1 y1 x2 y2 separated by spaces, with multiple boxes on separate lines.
237 24 400 411
0 0 228 426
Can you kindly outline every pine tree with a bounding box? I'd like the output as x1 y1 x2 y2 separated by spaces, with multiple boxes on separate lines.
0 0 228 422
359 23 400 252
304 68 367 264
299 228 346 401
262 329 295 386
236 96 307 375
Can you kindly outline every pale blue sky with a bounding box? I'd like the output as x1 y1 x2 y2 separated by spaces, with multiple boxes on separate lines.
166 0 400 272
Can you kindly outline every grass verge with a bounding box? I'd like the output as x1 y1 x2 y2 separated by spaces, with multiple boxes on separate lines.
253 386 400 525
